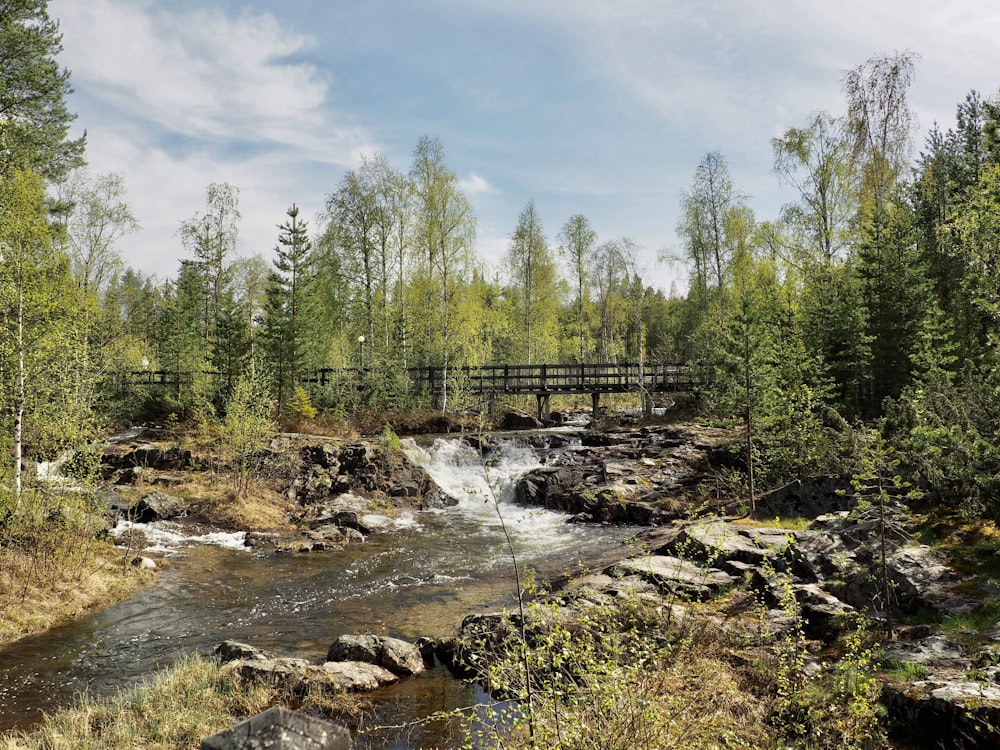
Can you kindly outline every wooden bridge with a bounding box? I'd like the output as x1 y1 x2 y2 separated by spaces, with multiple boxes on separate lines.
311 361 692 418
130 361 694 418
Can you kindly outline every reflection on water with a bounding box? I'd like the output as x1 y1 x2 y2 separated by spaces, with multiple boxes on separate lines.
0 435 630 746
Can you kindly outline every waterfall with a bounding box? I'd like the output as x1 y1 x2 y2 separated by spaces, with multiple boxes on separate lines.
403 436 583 556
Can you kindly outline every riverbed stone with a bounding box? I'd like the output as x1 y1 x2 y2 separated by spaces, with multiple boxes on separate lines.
326 634 426 676
357 514 395 534
214 640 271 663
317 661 400 691
128 491 186 522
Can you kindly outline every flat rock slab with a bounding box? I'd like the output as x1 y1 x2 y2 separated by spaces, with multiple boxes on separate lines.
609 555 735 599
664 520 781 568
317 661 399 691
201 706 352 749
884 636 966 668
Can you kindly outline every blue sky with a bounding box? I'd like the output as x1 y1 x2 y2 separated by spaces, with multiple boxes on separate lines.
54 0 1000 292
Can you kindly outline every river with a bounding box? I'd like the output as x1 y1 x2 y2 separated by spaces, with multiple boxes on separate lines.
0 433 633 747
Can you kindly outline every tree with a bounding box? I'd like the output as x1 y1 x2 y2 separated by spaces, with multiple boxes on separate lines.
558 214 597 362
504 200 560 363
677 152 744 304
362 153 412 356
843 51 924 413
221 369 275 498
263 205 315 406
179 182 241 396
843 50 919 220
409 136 476 409
0 0 86 181
0 169 85 503
772 111 853 267
55 170 139 295
179 183 240 344
325 169 378 347
591 240 627 362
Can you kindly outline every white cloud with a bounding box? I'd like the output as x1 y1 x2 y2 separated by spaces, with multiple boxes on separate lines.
57 0 374 166
459 172 496 195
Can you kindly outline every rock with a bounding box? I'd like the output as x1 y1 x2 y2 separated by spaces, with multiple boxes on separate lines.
499 410 543 430
224 657 311 685
419 488 457 509
886 545 975 616
130 556 157 570
317 661 400 691
128 491 186 522
754 476 853 518
884 678 1000 750
214 640 270 663
794 583 854 640
884 635 966 668
608 555 736 600
659 520 782 569
104 445 195 474
326 634 426 676
357 514 395 534
200 706 352 750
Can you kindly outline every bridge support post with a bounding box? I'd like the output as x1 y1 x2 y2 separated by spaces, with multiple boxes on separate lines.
536 394 550 422
591 392 600 420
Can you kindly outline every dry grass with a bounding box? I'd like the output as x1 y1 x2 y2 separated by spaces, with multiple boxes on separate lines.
0 654 366 750
0 543 152 647
170 474 295 533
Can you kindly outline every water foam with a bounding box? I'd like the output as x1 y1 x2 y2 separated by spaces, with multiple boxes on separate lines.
113 518 248 555
403 436 583 556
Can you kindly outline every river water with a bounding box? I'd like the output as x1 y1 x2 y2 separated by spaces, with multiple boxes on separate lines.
0 433 631 746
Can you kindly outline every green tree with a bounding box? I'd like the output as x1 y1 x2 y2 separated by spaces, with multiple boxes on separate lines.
0 0 86 181
222 369 275 498
0 170 89 502
263 204 315 406
772 111 853 266
504 200 560 363
55 170 138 295
843 51 925 414
179 183 241 396
557 213 597 362
409 135 476 409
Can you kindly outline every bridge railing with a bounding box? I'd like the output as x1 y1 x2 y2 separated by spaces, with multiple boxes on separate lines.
129 362 694 395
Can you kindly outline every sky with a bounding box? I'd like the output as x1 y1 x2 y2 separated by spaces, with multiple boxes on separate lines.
53 0 1000 294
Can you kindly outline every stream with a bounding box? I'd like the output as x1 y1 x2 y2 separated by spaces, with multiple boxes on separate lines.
0 433 633 746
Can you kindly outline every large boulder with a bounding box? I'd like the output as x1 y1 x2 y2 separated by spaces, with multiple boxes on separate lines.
884 678 1000 750
326 634 426 676
499 410 543 430
128 491 186 522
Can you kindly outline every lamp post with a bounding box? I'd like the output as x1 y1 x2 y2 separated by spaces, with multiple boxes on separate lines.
358 335 366 371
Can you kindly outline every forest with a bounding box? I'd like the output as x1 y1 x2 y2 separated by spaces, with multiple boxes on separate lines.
1 1 1000 529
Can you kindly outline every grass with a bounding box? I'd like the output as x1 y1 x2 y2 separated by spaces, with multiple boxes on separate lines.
0 542 151 646
736 515 813 531
883 659 931 682
0 655 365 750
0 493 155 648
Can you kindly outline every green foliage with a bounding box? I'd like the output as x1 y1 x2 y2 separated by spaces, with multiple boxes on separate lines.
221 369 275 497
0 0 86 181
285 385 317 422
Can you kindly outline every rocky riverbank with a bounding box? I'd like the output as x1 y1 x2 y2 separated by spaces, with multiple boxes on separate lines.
95 422 1000 748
